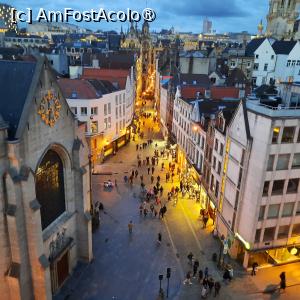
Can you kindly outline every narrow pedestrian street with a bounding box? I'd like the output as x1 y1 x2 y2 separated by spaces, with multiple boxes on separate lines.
55 106 297 300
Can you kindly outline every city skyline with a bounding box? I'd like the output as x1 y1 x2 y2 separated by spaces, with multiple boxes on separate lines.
9 0 268 34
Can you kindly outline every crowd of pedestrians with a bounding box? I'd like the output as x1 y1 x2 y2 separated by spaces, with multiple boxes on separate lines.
183 252 222 298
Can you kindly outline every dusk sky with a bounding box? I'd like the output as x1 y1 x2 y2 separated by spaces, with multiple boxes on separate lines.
9 0 269 34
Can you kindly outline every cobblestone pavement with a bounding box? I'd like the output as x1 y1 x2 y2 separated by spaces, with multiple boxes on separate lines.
55 109 295 300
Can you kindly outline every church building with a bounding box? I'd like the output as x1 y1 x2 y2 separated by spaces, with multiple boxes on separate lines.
266 0 300 40
0 57 93 299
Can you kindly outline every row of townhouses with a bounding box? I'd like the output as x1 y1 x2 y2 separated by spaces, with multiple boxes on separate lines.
164 78 300 268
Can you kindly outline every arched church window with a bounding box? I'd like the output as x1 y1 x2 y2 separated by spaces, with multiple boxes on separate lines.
36 150 66 230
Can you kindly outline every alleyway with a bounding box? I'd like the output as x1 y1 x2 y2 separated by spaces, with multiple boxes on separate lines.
55 107 297 300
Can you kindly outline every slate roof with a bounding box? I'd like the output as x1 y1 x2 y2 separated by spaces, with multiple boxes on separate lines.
245 38 266 56
179 74 211 88
272 40 297 55
0 60 37 139
198 99 240 116
58 78 118 99
82 52 135 69
226 68 249 86
82 68 130 89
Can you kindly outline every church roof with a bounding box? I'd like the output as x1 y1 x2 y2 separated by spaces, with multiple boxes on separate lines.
0 60 37 139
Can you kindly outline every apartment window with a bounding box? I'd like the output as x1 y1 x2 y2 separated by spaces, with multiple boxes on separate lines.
253 63 259 70
272 180 285 195
271 55 274 60
108 103 111 114
281 126 295 143
116 122 118 134
297 60 300 66
292 153 300 169
213 156 216 169
108 117 111 128
210 174 214 191
255 54 259 59
282 202 294 217
276 154 290 170
292 224 300 237
258 205 265 220
255 229 261 242
104 118 108 129
116 107 118 119
123 104 125 116
292 60 296 66
217 161 222 175
264 63 268 71
123 94 125 102
91 121 98 134
214 139 218 151
215 181 219 198
247 61 251 68
267 155 275 171
71 107 77 115
287 178 299 194
272 127 280 143
263 181 270 196
296 202 300 215
230 61 236 68
277 225 289 239
119 106 122 117
81 107 87 116
220 143 224 156
91 107 98 115
263 227 276 242
287 60 291 67
115 96 118 105
267 204 280 219
104 104 107 116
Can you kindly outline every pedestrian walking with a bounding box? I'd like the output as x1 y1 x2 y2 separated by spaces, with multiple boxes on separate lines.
198 269 203 283
156 157 159 165
136 144 139 151
183 271 192 285
140 175 143 182
154 208 158 217
280 272 286 291
151 175 154 184
214 281 221 297
160 186 163 196
152 166 155 174
157 232 162 244
135 170 138 178
187 252 194 265
201 285 207 298
251 262 258 276
203 214 209 228
124 175 128 183
208 277 214 294
143 208 148 217
204 267 209 278
147 167 150 175
150 204 154 215
139 204 143 216
128 221 133 234
193 260 199 277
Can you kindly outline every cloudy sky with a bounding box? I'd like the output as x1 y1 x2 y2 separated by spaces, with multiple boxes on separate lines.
9 0 269 34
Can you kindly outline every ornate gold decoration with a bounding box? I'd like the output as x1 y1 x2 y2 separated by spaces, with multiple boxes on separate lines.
38 90 61 127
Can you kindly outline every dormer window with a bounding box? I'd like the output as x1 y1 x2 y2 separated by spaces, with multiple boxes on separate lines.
218 116 225 132
193 80 197 85
71 91 77 99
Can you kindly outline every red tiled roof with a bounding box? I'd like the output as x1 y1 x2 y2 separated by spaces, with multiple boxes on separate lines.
82 68 129 89
211 86 240 99
181 86 206 99
58 78 98 99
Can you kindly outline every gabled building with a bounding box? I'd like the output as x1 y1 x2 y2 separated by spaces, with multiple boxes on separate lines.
0 58 92 299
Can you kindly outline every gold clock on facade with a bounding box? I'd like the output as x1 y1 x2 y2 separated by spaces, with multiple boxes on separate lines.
38 90 61 127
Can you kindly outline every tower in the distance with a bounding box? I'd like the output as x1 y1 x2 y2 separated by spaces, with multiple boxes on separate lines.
266 0 300 40
202 17 212 34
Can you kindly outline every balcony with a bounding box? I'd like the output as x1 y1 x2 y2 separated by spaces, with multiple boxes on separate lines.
246 101 300 118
